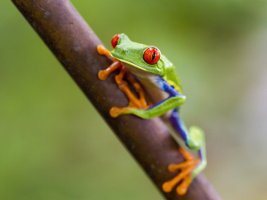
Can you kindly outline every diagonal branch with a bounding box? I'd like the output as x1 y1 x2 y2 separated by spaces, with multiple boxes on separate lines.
12 0 221 199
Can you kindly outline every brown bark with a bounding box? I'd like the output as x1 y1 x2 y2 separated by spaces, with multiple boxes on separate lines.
12 0 222 199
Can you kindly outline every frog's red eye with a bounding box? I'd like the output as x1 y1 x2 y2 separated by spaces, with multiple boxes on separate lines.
143 47 160 64
111 34 120 48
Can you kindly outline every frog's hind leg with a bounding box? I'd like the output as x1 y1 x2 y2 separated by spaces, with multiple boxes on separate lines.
162 109 207 195
162 147 199 195
126 73 150 108
110 68 150 117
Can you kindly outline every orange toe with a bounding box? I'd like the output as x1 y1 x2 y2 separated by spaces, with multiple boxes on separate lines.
110 107 131 118
162 148 199 196
176 176 192 195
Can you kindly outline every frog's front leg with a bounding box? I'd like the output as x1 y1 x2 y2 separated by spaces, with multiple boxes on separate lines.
97 45 122 80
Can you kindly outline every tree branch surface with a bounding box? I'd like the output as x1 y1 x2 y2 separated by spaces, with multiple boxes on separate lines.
12 0 222 199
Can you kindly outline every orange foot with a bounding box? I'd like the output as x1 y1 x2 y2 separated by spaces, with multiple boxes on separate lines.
162 148 200 195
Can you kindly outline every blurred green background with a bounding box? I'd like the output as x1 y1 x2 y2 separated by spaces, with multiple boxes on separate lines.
1 0 267 199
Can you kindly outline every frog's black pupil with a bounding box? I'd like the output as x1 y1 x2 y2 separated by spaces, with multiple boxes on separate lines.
152 51 156 60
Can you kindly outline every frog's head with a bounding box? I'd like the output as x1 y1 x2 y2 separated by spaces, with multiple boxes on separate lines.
110 33 172 76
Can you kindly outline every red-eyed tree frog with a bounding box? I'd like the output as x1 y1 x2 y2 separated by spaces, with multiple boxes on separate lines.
97 33 207 196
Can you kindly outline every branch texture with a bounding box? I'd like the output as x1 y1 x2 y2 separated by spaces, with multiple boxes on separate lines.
12 0 222 199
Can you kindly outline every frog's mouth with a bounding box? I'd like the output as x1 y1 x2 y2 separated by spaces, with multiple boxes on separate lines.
115 57 163 76
122 62 155 78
